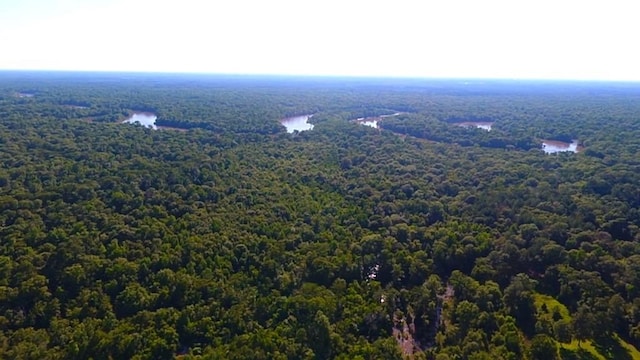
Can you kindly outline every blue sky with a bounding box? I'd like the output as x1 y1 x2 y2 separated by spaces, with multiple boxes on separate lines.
1 0 639 81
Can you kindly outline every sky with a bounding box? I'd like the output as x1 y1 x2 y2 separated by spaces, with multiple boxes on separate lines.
0 0 639 81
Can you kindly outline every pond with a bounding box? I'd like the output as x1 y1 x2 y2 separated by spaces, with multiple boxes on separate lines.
542 139 580 154
281 114 314 133
456 121 493 131
123 112 158 129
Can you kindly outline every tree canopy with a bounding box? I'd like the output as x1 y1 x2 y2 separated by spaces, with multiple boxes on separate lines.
1 71 640 359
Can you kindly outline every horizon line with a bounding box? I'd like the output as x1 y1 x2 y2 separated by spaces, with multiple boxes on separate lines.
1 68 640 84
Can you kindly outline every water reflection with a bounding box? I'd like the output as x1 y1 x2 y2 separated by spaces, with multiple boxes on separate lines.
542 140 580 154
123 113 158 129
360 119 378 128
354 112 404 129
456 122 493 131
281 115 314 133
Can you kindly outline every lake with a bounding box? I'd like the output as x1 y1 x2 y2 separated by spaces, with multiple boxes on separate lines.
542 139 580 154
281 114 314 133
123 112 158 129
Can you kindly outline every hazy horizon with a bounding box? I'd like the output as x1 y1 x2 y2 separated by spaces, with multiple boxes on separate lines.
2 0 639 82
4 69 640 84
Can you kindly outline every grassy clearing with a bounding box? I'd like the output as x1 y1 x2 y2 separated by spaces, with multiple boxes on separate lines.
533 293 570 321
533 293 640 360
561 339 606 360
616 335 640 360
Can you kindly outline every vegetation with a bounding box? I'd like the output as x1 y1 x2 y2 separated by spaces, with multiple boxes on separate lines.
1 71 640 359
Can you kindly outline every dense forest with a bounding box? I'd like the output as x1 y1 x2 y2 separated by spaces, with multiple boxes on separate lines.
1 71 640 359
